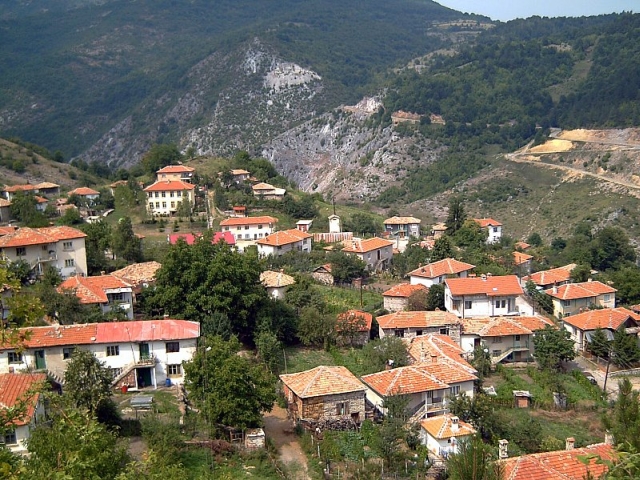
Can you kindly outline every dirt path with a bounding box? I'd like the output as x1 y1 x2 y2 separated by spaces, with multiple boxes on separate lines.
263 405 312 480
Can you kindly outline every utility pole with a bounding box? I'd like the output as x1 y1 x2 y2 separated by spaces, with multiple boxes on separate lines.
603 354 613 397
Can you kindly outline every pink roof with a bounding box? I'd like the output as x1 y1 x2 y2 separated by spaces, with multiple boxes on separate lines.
168 231 236 246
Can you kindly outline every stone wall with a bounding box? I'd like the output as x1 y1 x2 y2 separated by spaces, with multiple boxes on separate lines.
383 296 408 312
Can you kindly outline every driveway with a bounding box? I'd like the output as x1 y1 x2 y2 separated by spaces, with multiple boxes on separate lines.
263 405 311 480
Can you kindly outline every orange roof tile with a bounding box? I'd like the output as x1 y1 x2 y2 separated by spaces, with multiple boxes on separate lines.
408 334 475 372
499 443 615 480
513 251 533 265
110 261 162 288
0 226 86 248
416 361 478 384
0 373 47 426
446 275 523 297
252 182 276 191
378 311 460 330
280 366 365 398
383 216 421 225
219 216 278 227
231 169 250 175
0 198 11 208
0 226 17 236
383 283 429 298
3 184 36 193
421 414 476 439
143 180 195 192
337 310 373 332
524 264 576 286
545 281 616 301
463 317 533 337
409 258 475 279
68 187 100 196
513 315 556 331
156 165 195 174
562 307 639 332
514 241 531 250
361 365 449 396
260 270 296 288
257 229 311 247
474 218 502 228
34 182 59 189
58 274 132 304
1 323 98 350
342 237 394 254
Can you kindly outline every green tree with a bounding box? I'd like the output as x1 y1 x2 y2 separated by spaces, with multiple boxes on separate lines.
591 226 636 271
453 220 487 249
603 378 640 451
587 327 610 359
346 213 381 236
426 283 445 310
254 329 284 374
361 336 410 374
532 325 576 371
183 336 276 429
329 250 367 284
408 289 429 311
57 207 83 226
526 232 543 247
570 263 591 283
64 350 114 414
112 217 143 263
446 435 503 480
445 196 466 235
140 144 183 175
9 192 48 227
297 306 336 349
82 220 112 275
431 236 454 262
471 344 492 383
608 266 640 306
611 327 640 368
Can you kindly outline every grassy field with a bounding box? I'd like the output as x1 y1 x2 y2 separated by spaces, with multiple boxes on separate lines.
314 284 383 314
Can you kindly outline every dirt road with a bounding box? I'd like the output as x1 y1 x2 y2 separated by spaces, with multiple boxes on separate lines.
263 405 312 480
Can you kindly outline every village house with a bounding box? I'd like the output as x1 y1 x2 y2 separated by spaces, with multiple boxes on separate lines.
382 283 429 312
545 280 616 318
34 182 60 197
252 182 286 200
342 237 394 272
260 270 296 299
219 216 278 242
109 180 129 196
279 366 367 424
445 275 524 318
513 251 533 276
34 195 48 212
420 414 476 459
296 220 313 233
257 229 312 257
391 110 421 125
57 274 135 320
431 223 447 239
311 263 334 285
156 164 195 183
377 310 462 342
0 198 11 222
409 258 475 288
336 310 373 346
68 187 100 204
0 373 47 454
144 180 195 216
383 216 421 238
0 320 200 389
230 169 250 183
523 263 576 289
3 184 37 201
111 261 162 295
561 307 639 351
0 226 88 278
514 241 531 251
473 218 503 244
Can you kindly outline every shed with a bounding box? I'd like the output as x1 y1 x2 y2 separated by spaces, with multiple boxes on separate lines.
513 390 532 409
245 428 266 449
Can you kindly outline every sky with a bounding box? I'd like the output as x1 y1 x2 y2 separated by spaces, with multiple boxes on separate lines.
436 0 636 22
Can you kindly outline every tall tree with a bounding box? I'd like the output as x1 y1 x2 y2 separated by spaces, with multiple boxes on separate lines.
426 283 445 311
140 144 183 175
64 350 114 414
431 236 454 262
360 336 410 374
329 250 367 284
445 196 466 235
603 378 640 451
611 327 640 368
82 220 112 275
587 327 610 359
112 217 143 263
532 325 576 371
9 192 48 227
446 435 503 480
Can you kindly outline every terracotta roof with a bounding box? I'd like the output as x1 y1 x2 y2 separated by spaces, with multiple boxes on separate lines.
0 373 47 426
58 274 132 304
337 310 373 332
545 281 616 301
383 283 429 298
446 275 523 297
417 361 478 384
474 218 502 228
34 182 59 189
408 334 476 373
524 264 576 286
383 216 421 225
0 226 87 248
342 237 394 254
1 323 98 349
0 226 17 236
252 182 276 191
361 365 449 396
409 258 475 279
257 229 311 247
3 184 36 193
421 414 476 439
0 199 11 208
513 251 533 265
34 195 48 204
260 270 296 288
156 165 195 174
111 261 162 288
499 443 615 480
219 216 278 227
378 311 460 330
95 320 200 343
143 180 195 192
562 307 639 332
512 315 556 331
463 317 533 337
68 187 100 196
231 169 250 175
432 223 447 232
280 366 365 398
514 241 531 250
314 263 332 273
168 232 236 246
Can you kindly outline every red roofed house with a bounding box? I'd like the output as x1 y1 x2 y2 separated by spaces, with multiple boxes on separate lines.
342 237 394 272
279 366 367 424
0 373 47 453
311 263 334 285
445 275 524 318
252 182 286 201
0 226 88 278
58 274 135 320
0 320 200 390
144 180 195 216
473 218 502 244
561 307 639 351
111 261 162 294
336 310 373 346
383 283 429 312
513 251 533 276
545 280 616 318
156 164 195 183
377 311 462 342
219 216 278 243
409 258 475 288
68 187 100 203
256 229 312 257
3 184 37 201
383 216 421 238
420 414 476 459
523 263 576 289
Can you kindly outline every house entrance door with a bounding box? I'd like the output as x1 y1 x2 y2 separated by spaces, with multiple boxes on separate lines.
136 368 152 389
35 350 46 370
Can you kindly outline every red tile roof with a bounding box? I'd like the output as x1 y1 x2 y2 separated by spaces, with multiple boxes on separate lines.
143 180 195 192
514 241 531 250
342 237 394 254
408 334 476 373
219 216 278 227
0 226 17 236
58 274 132 304
383 216 421 225
446 275 523 297
524 264 576 286
474 218 502 228
421 414 476 439
562 307 639 332
156 165 195 174
68 187 100 196
252 182 276 191
462 316 543 337
280 366 365 398
362 365 448 396
3 184 36 193
0 226 86 248
545 281 616 301
111 261 162 288
513 251 533 265
409 258 475 279
383 283 428 298
378 311 460 330
337 310 373 332
257 229 311 247
0 373 47 426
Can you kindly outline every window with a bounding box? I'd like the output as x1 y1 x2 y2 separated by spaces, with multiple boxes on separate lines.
16 247 26 257
8 352 22 364
170 192 175 198
177 191 182 197
495 299 506 309
63 241 73 250
336 402 348 415
464 300 472 310
563 300 571 307
154 192 159 198
161 192 166 197
439 327 449 335
155 202 160 208
492 336 502 344
245 226 249 230
2 431 16 445
170 202 175 208
65 259 74 267
167 364 182 376
42 244 48 251
258 224 263 229
63 347 75 359
106 345 120 356
493 227 498 233
162 202 167 208
109 292 124 302
237 226 242 231
415 330 423 336
394 329 405 338
166 342 180 353
149 202 153 209
449 385 461 396
492 350 501 357
604 294 611 302
224 226 229 231
110 367 122 378
515 335 521 342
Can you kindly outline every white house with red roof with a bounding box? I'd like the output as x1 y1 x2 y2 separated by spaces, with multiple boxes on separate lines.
57 274 134 320
2 184 37 201
342 237 394 272
0 373 47 453
0 226 87 278
420 414 476 459
377 311 462 342
473 218 502 244
144 180 195 216
561 307 639 351
409 258 475 288
156 164 195 183
444 275 524 318
383 216 421 238
256 229 312 257
68 187 100 203
545 280 616 318
523 263 576 289
383 283 429 312
0 320 200 390
219 216 278 242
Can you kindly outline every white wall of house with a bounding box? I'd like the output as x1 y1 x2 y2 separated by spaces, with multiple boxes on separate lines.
563 322 586 351
5 401 45 454
0 238 87 279
257 238 311 257
485 225 502 244
221 222 275 241
146 189 194 216
552 293 615 318
419 429 472 457
100 288 134 320
445 293 518 318
266 286 287 300
411 271 469 288
350 246 393 271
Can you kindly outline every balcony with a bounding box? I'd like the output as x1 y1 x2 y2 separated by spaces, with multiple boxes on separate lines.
135 354 157 366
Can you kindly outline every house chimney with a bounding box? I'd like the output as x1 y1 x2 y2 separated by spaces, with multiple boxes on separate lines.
431 354 438 364
588 278 593 282
487 273 493 278
552 284 558 294
481 274 487 281
385 359 394 370
605 432 614 446
8 366 14 373
566 437 575 450
451 416 459 432
498 439 509 459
